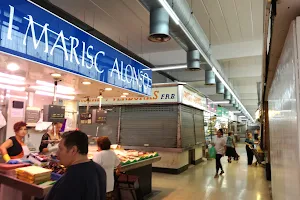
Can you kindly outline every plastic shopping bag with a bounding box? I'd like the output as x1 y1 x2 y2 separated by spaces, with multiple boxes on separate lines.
209 146 217 159
0 111 6 129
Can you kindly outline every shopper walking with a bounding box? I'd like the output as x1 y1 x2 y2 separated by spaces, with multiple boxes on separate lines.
45 130 106 200
93 136 121 199
225 132 236 163
214 129 226 178
245 133 255 165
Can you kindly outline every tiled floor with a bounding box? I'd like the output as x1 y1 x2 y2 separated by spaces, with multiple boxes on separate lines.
149 145 271 200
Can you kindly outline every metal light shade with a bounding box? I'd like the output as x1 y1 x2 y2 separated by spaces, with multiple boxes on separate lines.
148 7 171 42
230 97 236 105
216 76 224 94
224 88 231 100
187 50 201 70
205 70 215 85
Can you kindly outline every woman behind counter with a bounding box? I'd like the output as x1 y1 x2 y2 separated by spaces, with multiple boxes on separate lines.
39 122 62 154
0 121 29 163
93 136 121 199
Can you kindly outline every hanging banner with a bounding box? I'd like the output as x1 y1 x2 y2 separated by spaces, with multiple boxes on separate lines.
180 87 207 111
79 87 178 106
217 107 229 118
0 0 152 96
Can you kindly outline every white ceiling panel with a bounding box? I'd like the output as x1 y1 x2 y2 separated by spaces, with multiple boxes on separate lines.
218 0 243 43
251 0 264 40
235 0 254 41
187 0 220 45
201 0 231 43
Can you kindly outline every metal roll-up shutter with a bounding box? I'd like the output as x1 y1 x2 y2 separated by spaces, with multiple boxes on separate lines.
78 106 119 144
194 112 205 144
180 105 196 148
120 105 178 148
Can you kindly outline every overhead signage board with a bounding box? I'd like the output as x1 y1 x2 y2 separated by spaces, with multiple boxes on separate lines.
217 107 229 118
0 0 152 96
180 87 207 111
79 87 178 106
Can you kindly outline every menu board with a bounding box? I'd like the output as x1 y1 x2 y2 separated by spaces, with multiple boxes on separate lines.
80 113 92 124
43 105 65 123
92 109 107 124
25 110 40 124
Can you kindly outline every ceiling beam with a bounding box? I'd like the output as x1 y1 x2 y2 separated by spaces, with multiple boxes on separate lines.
212 40 263 60
139 40 263 65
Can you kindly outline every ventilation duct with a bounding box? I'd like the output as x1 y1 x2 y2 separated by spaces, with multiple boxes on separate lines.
205 70 215 85
187 50 201 70
148 7 171 42
216 76 224 94
139 0 253 121
224 88 231 100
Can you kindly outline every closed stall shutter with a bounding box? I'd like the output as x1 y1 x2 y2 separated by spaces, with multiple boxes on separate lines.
78 106 119 144
120 105 178 148
194 112 205 144
180 106 196 148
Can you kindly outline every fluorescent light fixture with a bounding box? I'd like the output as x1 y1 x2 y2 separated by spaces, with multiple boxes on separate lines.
30 86 76 95
35 90 75 100
0 83 25 91
105 88 112 91
231 111 241 113
123 93 129 95
0 77 25 85
36 80 75 92
120 95 126 98
0 72 25 81
152 65 187 71
212 101 229 104
82 81 91 85
7 63 20 71
6 94 28 100
51 73 62 78
156 0 255 123
158 0 180 25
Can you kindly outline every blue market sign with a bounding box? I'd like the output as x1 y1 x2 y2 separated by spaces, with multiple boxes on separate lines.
0 0 152 96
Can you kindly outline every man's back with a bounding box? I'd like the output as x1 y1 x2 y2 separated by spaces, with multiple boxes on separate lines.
45 161 106 200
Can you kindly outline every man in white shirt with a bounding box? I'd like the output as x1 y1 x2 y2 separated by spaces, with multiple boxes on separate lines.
214 129 226 178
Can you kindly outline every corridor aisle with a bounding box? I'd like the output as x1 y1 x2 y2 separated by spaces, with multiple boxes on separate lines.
149 145 271 200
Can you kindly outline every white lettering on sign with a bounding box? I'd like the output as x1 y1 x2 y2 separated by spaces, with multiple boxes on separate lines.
110 58 150 90
6 5 151 92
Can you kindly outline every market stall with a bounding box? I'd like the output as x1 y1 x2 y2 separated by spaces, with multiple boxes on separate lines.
79 83 208 174
0 0 156 199
0 151 161 200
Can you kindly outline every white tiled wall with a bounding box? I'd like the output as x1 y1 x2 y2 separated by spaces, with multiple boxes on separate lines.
268 19 300 200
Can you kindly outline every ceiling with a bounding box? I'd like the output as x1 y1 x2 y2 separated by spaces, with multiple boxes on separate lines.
47 0 264 118
0 53 144 100
186 0 264 45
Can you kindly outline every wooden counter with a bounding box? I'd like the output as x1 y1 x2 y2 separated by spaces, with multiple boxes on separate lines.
0 156 161 199
0 172 51 200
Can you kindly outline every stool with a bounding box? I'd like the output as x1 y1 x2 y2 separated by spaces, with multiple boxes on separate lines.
116 174 141 200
